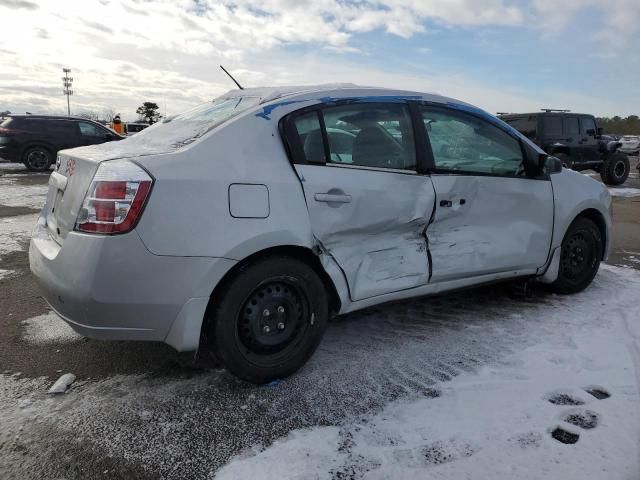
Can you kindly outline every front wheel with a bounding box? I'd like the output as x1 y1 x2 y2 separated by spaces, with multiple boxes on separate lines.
600 152 630 186
22 146 52 172
548 217 602 294
207 256 328 384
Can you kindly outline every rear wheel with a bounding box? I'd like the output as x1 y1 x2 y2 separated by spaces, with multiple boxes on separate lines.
600 152 629 186
555 152 573 169
207 256 328 383
22 146 52 172
548 217 602 294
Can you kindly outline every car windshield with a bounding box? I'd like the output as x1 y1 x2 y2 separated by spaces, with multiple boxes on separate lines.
128 95 262 149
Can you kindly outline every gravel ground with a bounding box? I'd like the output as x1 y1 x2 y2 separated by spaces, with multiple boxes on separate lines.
0 158 639 479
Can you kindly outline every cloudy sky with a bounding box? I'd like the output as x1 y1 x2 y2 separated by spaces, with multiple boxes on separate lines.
0 0 638 121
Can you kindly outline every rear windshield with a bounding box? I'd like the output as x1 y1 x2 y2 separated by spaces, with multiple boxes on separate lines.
127 95 261 149
0 118 12 128
502 116 537 139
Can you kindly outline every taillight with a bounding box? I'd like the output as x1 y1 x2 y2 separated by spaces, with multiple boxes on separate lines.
75 160 153 234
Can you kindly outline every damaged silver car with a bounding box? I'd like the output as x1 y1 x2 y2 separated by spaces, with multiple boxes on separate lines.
29 85 612 383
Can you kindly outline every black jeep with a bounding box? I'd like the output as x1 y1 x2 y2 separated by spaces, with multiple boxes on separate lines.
499 110 630 185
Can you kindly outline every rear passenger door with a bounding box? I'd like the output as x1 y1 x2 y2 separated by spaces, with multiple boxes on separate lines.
45 120 80 151
419 105 554 282
282 102 436 301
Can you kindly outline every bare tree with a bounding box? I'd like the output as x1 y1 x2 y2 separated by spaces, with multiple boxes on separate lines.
78 111 101 122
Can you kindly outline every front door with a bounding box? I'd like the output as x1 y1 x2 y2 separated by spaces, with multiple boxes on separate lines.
418 105 554 282
284 103 436 301
578 116 600 162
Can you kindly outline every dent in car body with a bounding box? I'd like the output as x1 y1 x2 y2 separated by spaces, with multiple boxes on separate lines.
295 164 435 301
427 175 555 282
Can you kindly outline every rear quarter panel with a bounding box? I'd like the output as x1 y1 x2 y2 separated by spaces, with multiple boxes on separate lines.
134 110 315 259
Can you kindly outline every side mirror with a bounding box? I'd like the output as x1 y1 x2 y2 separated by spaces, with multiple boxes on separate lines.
597 127 604 136
540 155 562 175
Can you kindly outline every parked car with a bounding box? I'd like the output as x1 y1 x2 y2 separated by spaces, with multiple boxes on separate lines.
619 135 640 155
0 115 123 171
30 86 612 383
125 122 149 135
499 111 630 185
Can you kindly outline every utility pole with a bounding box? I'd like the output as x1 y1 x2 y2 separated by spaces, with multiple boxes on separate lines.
62 68 73 117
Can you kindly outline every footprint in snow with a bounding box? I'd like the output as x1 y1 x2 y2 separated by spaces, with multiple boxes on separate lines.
545 387 609 444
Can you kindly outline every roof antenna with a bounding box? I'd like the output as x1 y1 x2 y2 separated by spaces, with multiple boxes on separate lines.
219 65 244 90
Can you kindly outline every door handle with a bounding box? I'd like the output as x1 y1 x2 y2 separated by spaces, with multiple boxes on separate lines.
440 199 452 207
314 193 352 204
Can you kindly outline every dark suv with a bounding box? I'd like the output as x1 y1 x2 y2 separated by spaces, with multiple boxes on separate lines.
0 115 123 172
499 110 630 185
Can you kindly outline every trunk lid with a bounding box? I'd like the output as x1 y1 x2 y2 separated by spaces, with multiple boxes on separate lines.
44 151 102 244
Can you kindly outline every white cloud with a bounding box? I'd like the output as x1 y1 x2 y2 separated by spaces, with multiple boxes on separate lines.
0 0 636 119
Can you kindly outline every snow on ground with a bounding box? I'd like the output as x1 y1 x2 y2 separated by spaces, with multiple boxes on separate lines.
217 264 640 480
0 214 38 256
0 176 48 209
1 265 639 479
21 312 82 345
0 213 38 279
609 187 640 198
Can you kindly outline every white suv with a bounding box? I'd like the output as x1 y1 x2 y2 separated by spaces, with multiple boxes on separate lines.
30 85 611 383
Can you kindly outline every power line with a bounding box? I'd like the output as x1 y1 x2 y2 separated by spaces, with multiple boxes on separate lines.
62 68 73 117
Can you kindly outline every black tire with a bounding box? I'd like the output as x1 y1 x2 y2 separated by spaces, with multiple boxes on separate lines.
207 256 328 384
600 152 629 186
548 217 602 294
555 152 573 169
22 146 52 172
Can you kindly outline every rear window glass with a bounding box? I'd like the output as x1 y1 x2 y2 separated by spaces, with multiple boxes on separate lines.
543 117 563 136
503 117 537 139
0 118 13 128
130 96 262 148
46 121 77 135
565 117 579 136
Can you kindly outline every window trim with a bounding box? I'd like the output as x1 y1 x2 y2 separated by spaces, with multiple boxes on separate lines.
414 102 545 180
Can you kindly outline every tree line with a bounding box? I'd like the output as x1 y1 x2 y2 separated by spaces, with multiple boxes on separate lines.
597 116 640 135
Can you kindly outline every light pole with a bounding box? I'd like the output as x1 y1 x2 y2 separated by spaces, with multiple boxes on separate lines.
62 68 73 117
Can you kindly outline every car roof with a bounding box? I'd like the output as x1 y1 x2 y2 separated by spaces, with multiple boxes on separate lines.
216 83 465 108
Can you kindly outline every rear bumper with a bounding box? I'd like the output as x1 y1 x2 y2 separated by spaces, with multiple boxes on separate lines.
29 218 236 351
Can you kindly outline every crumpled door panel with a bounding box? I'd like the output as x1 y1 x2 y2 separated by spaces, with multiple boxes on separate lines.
295 165 435 301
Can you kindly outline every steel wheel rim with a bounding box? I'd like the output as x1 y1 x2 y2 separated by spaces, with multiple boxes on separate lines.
560 232 594 280
27 150 49 169
614 160 626 177
236 278 310 363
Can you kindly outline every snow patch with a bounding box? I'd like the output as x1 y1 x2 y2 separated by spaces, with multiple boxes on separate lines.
0 177 48 209
609 187 640 198
0 214 38 257
0 268 17 280
217 265 640 480
21 312 82 345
